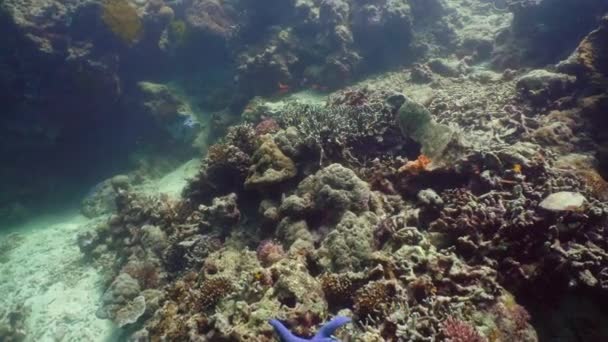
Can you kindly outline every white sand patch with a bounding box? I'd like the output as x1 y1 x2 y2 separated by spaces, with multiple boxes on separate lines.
0 212 117 341
0 160 200 340
134 158 200 199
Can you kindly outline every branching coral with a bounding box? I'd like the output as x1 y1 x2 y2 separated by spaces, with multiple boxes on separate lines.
276 95 402 164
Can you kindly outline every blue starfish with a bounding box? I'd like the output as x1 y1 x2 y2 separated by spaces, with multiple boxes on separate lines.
269 316 351 342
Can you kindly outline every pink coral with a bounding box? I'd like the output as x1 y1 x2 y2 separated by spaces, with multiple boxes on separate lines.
441 317 486 342
256 239 286 266
255 118 280 136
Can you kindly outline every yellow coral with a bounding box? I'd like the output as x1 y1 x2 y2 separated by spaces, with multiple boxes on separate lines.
102 0 143 45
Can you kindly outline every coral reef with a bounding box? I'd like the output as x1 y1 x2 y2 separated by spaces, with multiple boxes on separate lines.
5 0 606 340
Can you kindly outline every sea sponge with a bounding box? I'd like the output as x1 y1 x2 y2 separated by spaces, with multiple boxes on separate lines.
102 0 143 45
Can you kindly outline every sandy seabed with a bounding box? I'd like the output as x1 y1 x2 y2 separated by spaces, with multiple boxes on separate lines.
0 159 200 341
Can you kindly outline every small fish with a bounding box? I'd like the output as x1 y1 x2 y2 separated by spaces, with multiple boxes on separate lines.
513 164 522 174
310 84 329 92
278 82 290 94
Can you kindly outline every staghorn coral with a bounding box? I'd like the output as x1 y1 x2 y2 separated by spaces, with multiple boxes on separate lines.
277 100 394 154
101 0 143 45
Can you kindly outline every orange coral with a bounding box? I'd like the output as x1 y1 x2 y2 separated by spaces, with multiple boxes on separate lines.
102 0 143 45
398 155 431 174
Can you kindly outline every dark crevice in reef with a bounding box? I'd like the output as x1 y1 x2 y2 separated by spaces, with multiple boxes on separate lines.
519 288 608 342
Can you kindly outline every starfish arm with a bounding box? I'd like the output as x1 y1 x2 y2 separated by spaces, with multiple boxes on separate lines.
269 319 309 342
314 316 351 338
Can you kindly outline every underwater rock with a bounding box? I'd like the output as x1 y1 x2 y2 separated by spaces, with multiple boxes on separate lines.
427 58 466 78
245 135 297 189
183 135 253 203
351 0 413 64
417 189 443 208
558 15 608 90
516 69 576 106
491 0 608 68
198 193 241 234
539 192 586 212
185 0 237 39
81 177 125 218
137 82 202 144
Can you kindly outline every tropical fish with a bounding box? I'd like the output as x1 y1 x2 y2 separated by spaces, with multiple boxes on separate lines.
278 82 290 94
